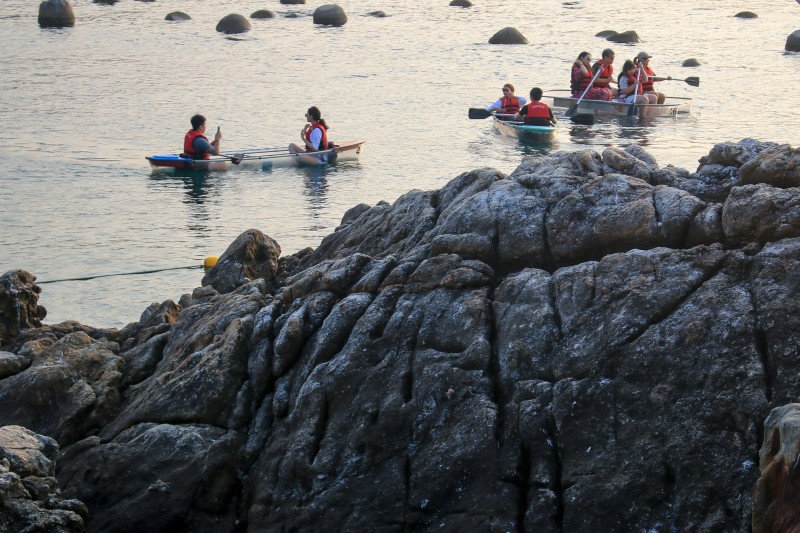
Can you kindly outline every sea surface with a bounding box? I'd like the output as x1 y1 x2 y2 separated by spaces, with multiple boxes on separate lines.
1 0 797 327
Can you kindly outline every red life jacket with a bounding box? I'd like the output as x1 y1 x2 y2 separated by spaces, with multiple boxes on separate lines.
525 101 551 119
623 73 643 96
576 67 594 93
500 96 521 114
305 123 329 152
183 130 209 160
593 60 614 88
641 64 655 92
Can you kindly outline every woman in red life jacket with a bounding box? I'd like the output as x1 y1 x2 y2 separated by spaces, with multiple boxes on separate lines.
616 59 656 115
571 51 608 101
634 51 671 104
589 48 618 101
514 87 557 127
485 83 528 117
288 106 332 164
183 114 221 160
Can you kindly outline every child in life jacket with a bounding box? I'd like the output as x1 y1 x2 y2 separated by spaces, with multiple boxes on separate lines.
514 87 557 127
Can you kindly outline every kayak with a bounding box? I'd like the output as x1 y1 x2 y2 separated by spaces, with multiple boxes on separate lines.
493 116 557 143
146 140 365 172
543 91 692 118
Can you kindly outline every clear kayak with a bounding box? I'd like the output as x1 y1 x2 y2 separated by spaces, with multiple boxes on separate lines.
146 140 365 172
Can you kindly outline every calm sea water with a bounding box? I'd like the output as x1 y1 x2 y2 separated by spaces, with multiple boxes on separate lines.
1 0 797 327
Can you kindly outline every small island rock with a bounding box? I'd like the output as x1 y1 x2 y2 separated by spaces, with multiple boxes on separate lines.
165 11 191 21
489 27 528 45
38 0 75 28
607 30 640 43
786 30 800 52
216 13 252 34
313 4 347 26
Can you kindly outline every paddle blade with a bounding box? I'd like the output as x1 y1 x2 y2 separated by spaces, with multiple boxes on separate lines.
570 113 595 125
684 76 700 87
468 108 492 119
231 153 244 165
565 104 578 117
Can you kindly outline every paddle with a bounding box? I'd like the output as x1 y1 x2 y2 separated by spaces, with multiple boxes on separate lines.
468 107 493 119
567 66 603 117
654 76 699 87
469 106 595 125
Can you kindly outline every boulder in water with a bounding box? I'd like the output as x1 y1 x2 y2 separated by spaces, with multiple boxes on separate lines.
251 9 275 19
313 4 347 26
607 30 640 43
165 11 191 21
280 0 305 4
38 0 75 28
450 0 473 6
595 30 618 38
734 11 758 18
216 13 252 34
488 27 528 45
786 30 800 52
682 57 701 67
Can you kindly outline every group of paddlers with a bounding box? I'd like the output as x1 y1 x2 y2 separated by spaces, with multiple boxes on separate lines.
571 48 672 107
486 48 673 120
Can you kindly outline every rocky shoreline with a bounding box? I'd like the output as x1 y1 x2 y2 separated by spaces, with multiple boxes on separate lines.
2 139 800 532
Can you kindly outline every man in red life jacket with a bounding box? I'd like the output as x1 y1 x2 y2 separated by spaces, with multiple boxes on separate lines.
592 48 618 100
514 87 557 126
183 114 221 160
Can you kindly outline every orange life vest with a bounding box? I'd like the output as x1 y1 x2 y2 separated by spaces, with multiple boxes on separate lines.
641 64 656 92
183 130 209 160
305 123 328 152
622 73 643 96
500 96 521 114
572 65 594 94
525 101 551 120
593 60 614 88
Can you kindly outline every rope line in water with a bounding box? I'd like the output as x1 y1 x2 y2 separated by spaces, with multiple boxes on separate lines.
38 265 203 285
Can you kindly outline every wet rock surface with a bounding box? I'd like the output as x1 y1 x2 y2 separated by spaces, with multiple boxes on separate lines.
2 138 800 531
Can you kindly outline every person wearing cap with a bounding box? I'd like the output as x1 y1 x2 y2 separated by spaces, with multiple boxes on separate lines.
634 51 672 104
591 48 618 100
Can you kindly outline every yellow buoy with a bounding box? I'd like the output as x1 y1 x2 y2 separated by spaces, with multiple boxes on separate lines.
204 256 219 270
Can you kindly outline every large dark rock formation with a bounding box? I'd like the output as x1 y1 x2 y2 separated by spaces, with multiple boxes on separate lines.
2 138 800 531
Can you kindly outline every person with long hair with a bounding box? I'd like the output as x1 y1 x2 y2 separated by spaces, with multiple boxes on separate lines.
289 106 332 164
570 51 608 100
616 59 656 115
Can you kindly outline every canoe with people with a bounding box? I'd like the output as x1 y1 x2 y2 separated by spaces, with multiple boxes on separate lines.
146 109 365 172
550 49 697 118
469 49 698 127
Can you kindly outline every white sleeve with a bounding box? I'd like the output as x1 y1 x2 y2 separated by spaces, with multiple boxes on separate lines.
518 96 528 107
309 128 323 150
486 98 502 110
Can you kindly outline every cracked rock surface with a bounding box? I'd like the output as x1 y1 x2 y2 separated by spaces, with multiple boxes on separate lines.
2 139 800 531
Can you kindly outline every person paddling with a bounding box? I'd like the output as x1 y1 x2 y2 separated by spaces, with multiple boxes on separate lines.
591 48 618 100
288 106 333 164
183 114 221 160
634 51 672 104
485 83 528 117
